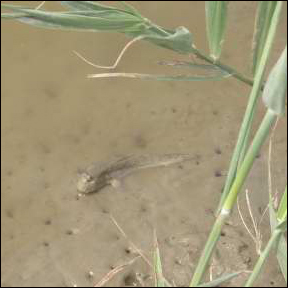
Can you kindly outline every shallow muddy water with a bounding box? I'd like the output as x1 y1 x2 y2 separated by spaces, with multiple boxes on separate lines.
1 2 287 287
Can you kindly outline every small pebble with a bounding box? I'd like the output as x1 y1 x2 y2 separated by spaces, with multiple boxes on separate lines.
66 228 80 235
87 271 94 279
76 193 84 200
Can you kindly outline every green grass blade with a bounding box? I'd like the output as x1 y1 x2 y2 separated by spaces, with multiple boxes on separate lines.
157 60 227 71
61 1 143 19
277 186 287 221
276 219 287 232
1 12 26 19
245 228 283 287
197 271 244 287
60 1 125 12
252 1 278 75
262 46 287 116
205 1 229 61
153 230 167 287
275 235 287 282
118 1 144 19
1 4 143 32
88 60 231 81
269 199 287 283
189 214 226 286
223 110 277 210
1 3 194 55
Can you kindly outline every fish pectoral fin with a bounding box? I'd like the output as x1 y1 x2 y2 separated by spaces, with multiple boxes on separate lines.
109 178 121 188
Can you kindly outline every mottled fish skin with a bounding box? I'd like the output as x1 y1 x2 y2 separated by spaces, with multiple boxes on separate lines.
77 153 194 194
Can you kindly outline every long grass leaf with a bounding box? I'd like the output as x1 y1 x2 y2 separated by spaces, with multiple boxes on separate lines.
269 195 287 282
61 1 126 13
252 1 277 75
262 46 287 116
217 1 283 213
88 71 231 81
277 186 287 221
153 230 166 287
205 1 229 61
1 4 143 32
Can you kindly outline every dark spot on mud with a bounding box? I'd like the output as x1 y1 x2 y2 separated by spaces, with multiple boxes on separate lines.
212 110 219 115
270 280 275 285
6 170 13 177
134 134 148 149
38 143 52 155
174 258 182 265
44 219 52 225
178 164 184 169
214 170 222 177
39 166 45 172
66 229 74 235
123 271 137 286
44 182 50 189
43 241 50 247
171 107 177 113
101 208 109 214
220 231 226 237
44 85 59 100
238 243 248 254
215 147 222 155
140 205 148 213
125 247 132 254
256 153 261 159
6 209 14 219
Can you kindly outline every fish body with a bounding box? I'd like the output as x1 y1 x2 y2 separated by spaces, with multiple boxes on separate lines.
77 153 194 194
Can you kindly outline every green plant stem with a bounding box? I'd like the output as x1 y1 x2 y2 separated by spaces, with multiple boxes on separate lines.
245 228 283 287
216 1 283 213
223 109 276 210
192 48 255 87
190 109 277 286
190 212 228 287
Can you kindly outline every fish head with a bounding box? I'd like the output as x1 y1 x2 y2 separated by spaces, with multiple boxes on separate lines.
77 172 97 193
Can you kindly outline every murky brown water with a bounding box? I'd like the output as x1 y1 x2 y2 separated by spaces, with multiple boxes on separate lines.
1 2 287 287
